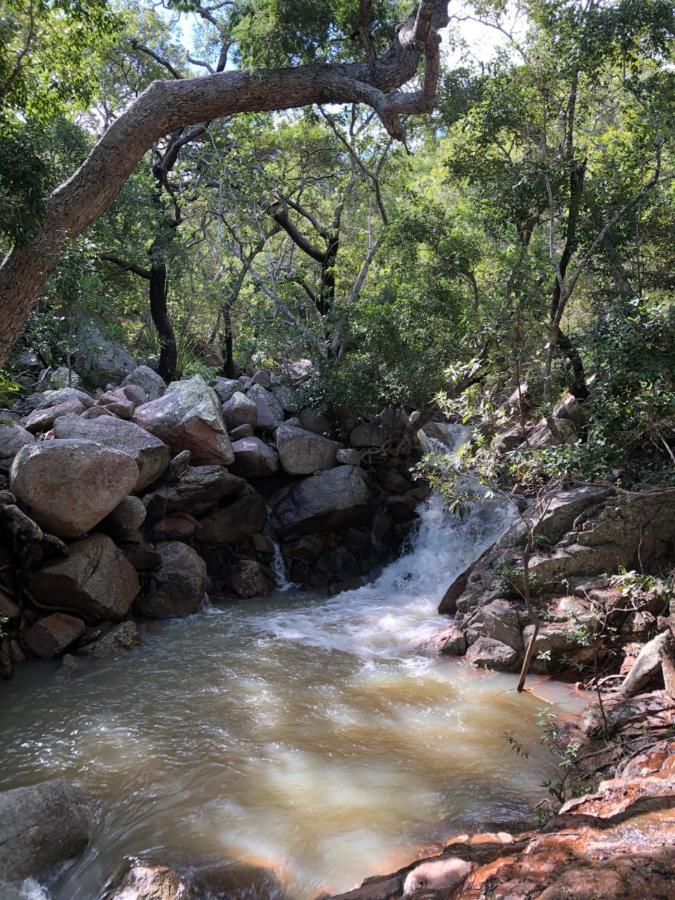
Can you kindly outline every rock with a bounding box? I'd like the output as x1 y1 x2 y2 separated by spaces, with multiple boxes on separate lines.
121 383 148 406
230 436 279 478
37 386 94 409
465 636 520 671
124 545 162 572
225 558 274 598
247 383 284 430
47 366 82 389
554 391 588 429
272 384 299 413
251 369 272 388
491 425 524 454
222 391 257 428
104 861 198 900
298 408 333 435
23 398 85 433
526 416 577 449
30 533 139 621
336 447 360 466
10 439 139 539
151 513 199 541
100 495 147 543
212 376 243 403
80 405 111 420
97 389 135 419
229 423 254 440
466 599 523 651
52 413 170 492
620 631 670 697
580 690 674 739
0 589 19 620
24 613 86 659
276 423 340 475
78 621 140 658
137 542 207 618
122 364 166 401
0 779 92 882
252 533 275 554
403 858 472 895
273 465 372 538
134 376 234 465
143 466 245 523
532 484 611 545
350 421 389 448
74 328 137 383
198 493 267 543
0 422 35 471
435 624 467 656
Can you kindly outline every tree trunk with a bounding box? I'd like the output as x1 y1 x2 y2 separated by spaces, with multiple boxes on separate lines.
0 0 448 365
148 255 177 382
222 302 236 378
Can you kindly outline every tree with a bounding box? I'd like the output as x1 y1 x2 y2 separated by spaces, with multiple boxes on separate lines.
0 0 449 365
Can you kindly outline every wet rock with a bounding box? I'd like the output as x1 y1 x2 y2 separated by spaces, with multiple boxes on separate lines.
143 466 245 523
134 376 234 466
78 621 140 658
620 631 670 697
137 542 207 618
403 857 472 895
222 390 257 429
276 423 340 475
225 558 275 598
24 613 86 659
122 364 166 401
231 436 279 478
465 636 520 671
0 779 92 881
10 439 139 539
273 466 372 538
198 493 266 544
100 495 147 543
429 624 466 656
466 599 523 651
23 398 85 433
105 860 198 900
0 422 35 471
30 533 140 621
247 383 284 430
124 545 162 572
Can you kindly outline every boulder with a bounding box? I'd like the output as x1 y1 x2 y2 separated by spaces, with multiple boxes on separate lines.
251 369 272 388
465 636 520 672
466 599 523 651
151 513 199 541
136 542 207 618
350 421 389 448
272 384 299 413
10 439 139 539
436 624 467 656
230 423 254 440
96 389 135 419
100 495 147 543
78 622 140 659
46 366 82 389
143 466 245 523
247 384 284 430
120 383 148 406
23 398 85 433
104 861 198 900
230 436 279 478
276 424 340 475
532 484 611 545
0 780 92 882
222 391 257 429
134 376 234 465
336 447 360 466
620 631 670 697
198 493 267 544
30 533 139 621
403 858 472 895
53 414 170 492
526 417 577 449
298 409 333 435
225 558 274 598
74 328 137 383
273 465 372 537
122 364 166 401
24 613 86 659
212 376 244 403
0 422 35 471
36 387 94 409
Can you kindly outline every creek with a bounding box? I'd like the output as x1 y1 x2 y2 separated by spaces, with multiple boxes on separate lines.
0 491 584 899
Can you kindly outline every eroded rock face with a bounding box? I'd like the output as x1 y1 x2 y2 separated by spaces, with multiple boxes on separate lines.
136 541 207 618
30 533 140 621
273 465 372 538
10 439 139 539
276 423 340 475
0 779 92 882
134 376 234 465
53 413 170 492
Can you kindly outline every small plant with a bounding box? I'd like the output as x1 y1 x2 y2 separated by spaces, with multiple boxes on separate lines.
0 371 20 407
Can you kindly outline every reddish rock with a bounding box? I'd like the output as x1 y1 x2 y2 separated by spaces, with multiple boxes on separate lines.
24 613 86 659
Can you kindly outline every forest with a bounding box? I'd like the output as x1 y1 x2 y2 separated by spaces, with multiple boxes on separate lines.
0 2 673 899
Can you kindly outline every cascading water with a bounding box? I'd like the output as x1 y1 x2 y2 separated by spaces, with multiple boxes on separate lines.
0 428 583 900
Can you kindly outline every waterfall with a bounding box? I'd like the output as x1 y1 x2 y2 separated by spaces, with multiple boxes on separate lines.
271 539 297 592
257 425 516 659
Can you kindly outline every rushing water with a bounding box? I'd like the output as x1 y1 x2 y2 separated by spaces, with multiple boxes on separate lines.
0 485 584 899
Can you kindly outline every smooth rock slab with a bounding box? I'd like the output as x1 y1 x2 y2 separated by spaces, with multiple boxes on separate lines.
30 533 140 621
137 541 208 618
0 779 92 881
10 439 139 539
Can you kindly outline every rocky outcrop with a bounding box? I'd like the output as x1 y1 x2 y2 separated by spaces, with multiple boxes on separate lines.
136 541 208 618
134 376 234 465
273 465 372 537
30 533 140 621
0 779 92 882
10 439 139 539
53 413 170 492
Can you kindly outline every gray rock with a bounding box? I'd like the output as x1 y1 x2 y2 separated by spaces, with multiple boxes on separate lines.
230 423 254 440
52 413 170 492
225 558 274 598
350 421 389 448
198 494 266 544
465 636 520 672
122 364 166 401
276 423 340 475
272 384 299 413
273 465 372 537
134 376 234 466
48 366 82 389
532 485 611 545
37 387 94 409
526 417 577 449
247 384 284 430
251 369 272 389
78 621 140 658
466 599 523 650
74 329 137 383
137 541 208 618
10 439 139 539
222 391 257 429
298 409 333 435
212 376 243 403
100 495 147 543
336 447 361 466
0 779 92 881
143 466 245 523
437 624 467 656
23 398 85 433
620 631 670 697
231 436 279 478
0 422 35 471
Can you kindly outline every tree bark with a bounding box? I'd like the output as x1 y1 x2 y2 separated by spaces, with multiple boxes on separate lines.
148 244 177 382
0 0 448 365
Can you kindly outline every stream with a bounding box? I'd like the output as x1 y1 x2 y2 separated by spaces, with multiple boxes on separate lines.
0 493 585 899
